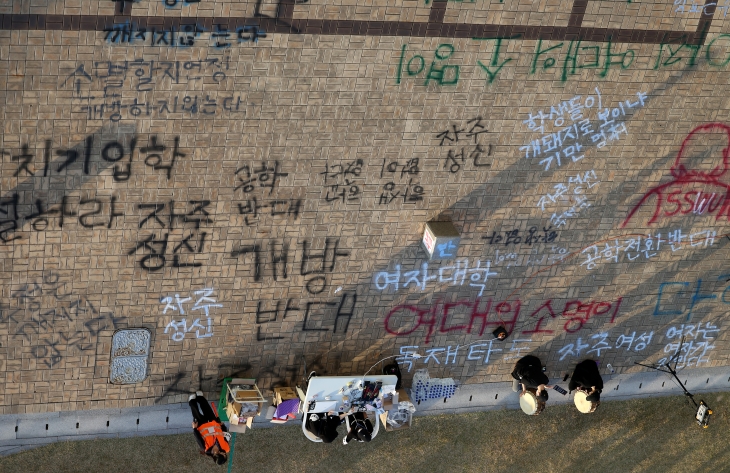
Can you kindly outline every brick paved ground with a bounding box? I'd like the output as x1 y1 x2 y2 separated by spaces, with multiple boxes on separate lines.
1 0 730 414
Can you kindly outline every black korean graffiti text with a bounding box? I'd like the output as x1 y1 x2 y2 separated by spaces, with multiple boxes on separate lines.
2 272 127 369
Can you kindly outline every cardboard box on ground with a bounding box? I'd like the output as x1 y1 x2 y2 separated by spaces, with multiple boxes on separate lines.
274 387 298 406
269 387 302 424
380 389 414 432
225 378 265 428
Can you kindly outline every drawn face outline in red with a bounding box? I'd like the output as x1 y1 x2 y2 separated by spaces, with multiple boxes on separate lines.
670 123 730 182
621 123 730 228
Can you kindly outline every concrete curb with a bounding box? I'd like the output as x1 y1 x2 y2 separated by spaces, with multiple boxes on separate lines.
2 365 729 456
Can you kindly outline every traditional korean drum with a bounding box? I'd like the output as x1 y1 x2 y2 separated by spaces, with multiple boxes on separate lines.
574 389 599 413
519 389 539 415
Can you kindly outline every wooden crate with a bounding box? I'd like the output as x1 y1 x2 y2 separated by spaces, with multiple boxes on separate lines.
227 378 266 405
226 378 266 426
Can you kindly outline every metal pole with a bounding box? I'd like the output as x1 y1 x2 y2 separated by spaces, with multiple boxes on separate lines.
226 433 236 473
635 337 698 407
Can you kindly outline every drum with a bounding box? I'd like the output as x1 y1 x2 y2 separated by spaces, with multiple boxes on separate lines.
519 390 539 415
574 389 598 413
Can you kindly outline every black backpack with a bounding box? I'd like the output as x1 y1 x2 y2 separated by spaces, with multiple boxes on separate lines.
382 362 402 389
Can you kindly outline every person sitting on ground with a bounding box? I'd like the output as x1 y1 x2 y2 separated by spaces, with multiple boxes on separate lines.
343 410 373 445
305 409 350 443
569 359 604 412
189 391 230 466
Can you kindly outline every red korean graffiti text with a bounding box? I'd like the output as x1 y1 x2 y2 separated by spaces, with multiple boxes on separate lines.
384 296 622 344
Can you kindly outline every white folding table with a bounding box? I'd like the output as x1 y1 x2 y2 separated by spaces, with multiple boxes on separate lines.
301 375 397 442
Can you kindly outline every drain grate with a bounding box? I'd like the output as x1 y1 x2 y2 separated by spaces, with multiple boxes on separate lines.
110 329 151 384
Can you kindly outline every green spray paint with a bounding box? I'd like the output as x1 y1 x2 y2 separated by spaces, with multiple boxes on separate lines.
396 43 460 86
475 35 520 83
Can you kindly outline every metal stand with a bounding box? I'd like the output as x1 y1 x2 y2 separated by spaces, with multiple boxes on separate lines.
634 336 712 428
226 432 236 473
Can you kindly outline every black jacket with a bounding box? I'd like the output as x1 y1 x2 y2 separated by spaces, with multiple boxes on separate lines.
346 412 373 442
305 414 342 443
569 360 604 392
511 355 549 388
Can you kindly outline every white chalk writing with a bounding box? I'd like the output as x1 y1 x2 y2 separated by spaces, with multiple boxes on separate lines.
161 288 222 341
581 229 716 270
374 259 497 296
522 90 646 171
558 330 655 360
657 322 719 369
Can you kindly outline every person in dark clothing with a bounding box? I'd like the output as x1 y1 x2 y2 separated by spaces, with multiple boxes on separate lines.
342 411 374 445
511 355 550 395
569 359 604 412
189 392 230 466
305 409 350 443
511 354 551 415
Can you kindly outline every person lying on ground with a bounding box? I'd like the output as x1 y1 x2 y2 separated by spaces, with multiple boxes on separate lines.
189 392 230 466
